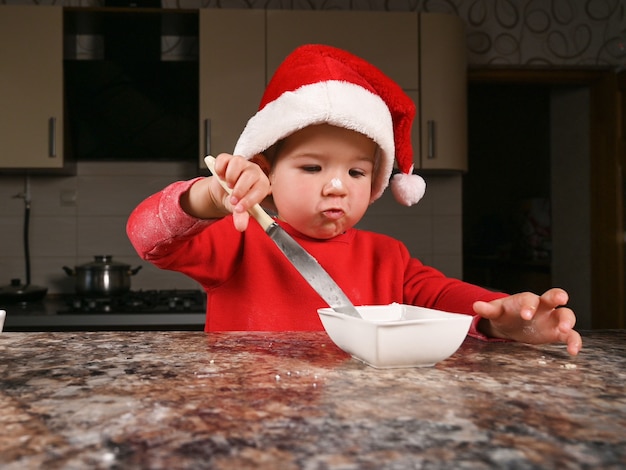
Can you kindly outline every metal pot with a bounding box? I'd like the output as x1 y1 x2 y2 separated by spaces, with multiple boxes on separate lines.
63 255 142 296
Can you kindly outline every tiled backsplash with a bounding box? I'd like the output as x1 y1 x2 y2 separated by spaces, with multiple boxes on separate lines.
358 173 463 277
0 162 462 293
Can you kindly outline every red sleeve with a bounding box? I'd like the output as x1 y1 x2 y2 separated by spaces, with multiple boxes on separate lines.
402 256 510 342
126 178 214 264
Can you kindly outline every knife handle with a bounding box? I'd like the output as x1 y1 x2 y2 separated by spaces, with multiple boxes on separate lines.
204 155 275 231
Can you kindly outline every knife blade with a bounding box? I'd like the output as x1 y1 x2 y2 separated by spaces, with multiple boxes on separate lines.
205 155 361 318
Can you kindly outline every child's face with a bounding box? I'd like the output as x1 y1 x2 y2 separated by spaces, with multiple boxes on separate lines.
269 124 377 239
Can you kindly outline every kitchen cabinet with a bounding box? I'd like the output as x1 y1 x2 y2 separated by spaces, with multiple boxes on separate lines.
0 6 64 170
1 7 465 172
266 10 467 172
64 7 198 163
198 9 265 167
418 13 467 171
266 10 419 89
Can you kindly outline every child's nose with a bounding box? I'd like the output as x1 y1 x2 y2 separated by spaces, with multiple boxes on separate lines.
323 177 346 194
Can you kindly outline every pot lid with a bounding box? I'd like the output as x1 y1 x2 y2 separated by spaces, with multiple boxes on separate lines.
78 255 130 270
0 278 48 303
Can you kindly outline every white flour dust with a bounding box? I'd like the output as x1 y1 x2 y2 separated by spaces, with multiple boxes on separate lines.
330 178 343 189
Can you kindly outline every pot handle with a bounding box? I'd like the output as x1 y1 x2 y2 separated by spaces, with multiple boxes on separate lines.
62 266 75 276
130 266 142 276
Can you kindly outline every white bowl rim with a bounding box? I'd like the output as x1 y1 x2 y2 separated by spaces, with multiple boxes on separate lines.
318 304 471 327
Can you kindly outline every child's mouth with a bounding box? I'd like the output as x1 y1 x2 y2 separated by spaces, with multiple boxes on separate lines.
322 209 345 220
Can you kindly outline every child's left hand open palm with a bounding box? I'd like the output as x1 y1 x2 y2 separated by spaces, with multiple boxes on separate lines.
473 288 582 355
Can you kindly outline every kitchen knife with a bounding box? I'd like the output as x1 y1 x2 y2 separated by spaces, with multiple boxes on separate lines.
205 155 361 318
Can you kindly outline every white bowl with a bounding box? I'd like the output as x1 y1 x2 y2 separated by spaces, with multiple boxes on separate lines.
318 303 472 368
0 310 5 333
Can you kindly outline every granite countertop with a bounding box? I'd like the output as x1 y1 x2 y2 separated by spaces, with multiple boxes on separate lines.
1 330 624 469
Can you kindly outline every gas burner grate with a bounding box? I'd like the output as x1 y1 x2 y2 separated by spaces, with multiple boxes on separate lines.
59 289 206 314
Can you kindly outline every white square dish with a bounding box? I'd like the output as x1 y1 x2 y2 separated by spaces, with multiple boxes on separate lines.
318 303 472 368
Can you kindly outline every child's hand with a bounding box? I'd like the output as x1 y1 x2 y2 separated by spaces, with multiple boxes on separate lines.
209 154 271 231
183 154 270 231
473 288 582 355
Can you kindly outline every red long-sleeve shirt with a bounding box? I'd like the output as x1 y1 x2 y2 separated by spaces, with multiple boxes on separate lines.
127 178 507 335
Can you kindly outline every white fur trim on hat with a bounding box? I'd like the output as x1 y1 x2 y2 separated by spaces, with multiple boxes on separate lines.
234 80 395 203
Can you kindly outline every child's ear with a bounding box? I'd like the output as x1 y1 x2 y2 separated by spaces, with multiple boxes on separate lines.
250 153 271 176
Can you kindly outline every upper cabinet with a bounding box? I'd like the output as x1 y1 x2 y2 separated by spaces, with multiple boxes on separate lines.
266 10 467 172
1 7 466 172
418 14 467 172
266 10 419 90
198 9 265 166
0 6 64 170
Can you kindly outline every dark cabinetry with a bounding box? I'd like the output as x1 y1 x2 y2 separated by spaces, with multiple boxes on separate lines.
64 7 199 163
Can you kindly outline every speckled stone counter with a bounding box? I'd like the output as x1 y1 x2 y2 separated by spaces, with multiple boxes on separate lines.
1 330 624 469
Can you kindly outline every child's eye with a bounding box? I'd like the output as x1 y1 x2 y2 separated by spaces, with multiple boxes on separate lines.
349 169 367 178
301 165 321 173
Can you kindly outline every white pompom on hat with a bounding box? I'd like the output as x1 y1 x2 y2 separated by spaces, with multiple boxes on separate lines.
233 44 426 206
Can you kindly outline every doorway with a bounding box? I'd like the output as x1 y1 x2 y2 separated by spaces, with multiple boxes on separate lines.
463 82 551 291
463 68 623 329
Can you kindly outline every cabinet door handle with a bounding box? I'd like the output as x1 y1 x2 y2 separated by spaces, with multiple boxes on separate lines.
427 120 435 159
204 118 211 156
48 117 57 158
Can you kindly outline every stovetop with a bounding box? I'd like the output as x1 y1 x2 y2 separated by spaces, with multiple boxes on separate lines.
2 289 207 331
59 289 206 314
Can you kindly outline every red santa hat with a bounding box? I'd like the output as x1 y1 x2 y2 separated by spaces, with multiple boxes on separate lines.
233 44 426 206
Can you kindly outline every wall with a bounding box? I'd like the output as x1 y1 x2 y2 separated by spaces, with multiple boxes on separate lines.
0 165 460 293
0 163 204 293
1 0 623 295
